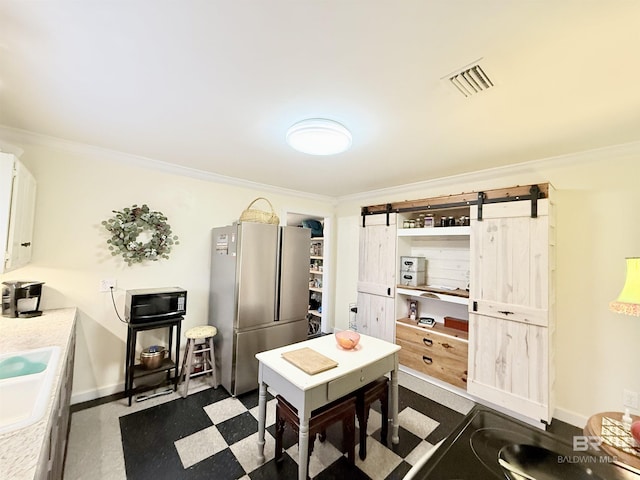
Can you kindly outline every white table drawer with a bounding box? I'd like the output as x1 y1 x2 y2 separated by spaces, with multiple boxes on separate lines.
326 355 394 402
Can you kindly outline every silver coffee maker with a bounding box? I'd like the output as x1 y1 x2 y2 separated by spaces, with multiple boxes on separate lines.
1 281 45 318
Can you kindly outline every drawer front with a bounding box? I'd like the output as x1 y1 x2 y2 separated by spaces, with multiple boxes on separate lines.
400 256 426 272
396 323 468 363
326 354 395 402
397 338 467 389
399 271 426 287
396 323 468 389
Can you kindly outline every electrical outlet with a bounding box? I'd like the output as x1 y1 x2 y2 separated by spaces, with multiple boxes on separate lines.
99 278 117 292
623 389 639 409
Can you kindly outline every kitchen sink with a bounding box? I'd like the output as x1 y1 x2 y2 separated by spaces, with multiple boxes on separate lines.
408 405 627 479
0 346 61 434
498 444 605 480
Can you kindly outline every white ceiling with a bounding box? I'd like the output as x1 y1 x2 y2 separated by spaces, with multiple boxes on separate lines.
1 1 640 197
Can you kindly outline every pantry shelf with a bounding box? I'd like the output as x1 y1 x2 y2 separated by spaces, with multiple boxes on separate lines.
397 226 470 237
396 286 469 306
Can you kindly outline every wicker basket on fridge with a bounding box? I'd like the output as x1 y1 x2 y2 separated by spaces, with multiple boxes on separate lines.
239 197 280 225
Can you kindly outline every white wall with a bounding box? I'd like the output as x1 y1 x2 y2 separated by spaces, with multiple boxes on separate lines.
333 142 640 426
0 137 334 402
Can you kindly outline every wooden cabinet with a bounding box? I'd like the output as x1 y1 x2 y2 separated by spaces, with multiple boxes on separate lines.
396 319 468 389
0 152 37 273
360 185 554 422
356 213 396 342
394 211 471 389
35 321 76 480
467 192 556 423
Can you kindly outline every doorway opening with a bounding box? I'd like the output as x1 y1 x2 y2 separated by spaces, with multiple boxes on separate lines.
285 212 332 337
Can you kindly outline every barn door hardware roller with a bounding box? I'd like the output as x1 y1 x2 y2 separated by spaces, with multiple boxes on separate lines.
530 184 540 218
476 192 485 221
360 203 394 227
361 206 369 227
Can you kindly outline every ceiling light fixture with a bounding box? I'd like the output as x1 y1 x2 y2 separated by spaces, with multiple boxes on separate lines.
286 118 352 155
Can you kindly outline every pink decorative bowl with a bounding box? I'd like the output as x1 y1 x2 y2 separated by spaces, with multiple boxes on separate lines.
335 330 360 350
631 420 640 445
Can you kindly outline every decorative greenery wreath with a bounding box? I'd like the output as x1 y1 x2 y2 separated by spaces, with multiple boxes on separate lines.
102 204 179 266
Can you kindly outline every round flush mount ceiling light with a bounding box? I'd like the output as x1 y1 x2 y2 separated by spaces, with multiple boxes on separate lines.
286 118 352 155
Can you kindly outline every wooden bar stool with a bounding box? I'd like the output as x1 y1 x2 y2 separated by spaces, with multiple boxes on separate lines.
275 394 356 478
356 376 389 460
179 325 218 397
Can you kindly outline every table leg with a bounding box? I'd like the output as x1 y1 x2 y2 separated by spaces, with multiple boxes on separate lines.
257 379 267 463
298 414 310 480
126 329 138 406
173 321 181 390
391 364 399 444
125 328 132 405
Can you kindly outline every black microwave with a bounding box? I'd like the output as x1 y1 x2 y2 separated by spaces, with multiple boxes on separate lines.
125 287 187 324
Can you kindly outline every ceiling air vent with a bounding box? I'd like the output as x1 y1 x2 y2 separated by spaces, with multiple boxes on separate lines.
446 62 494 97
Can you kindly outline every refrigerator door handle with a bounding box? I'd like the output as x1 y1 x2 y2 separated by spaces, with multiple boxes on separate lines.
274 227 283 321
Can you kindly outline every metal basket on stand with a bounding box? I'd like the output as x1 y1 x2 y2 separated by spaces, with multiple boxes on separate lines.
348 303 358 331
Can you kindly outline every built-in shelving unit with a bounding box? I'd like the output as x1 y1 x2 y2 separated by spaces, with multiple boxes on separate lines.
308 237 324 335
360 183 556 424
397 226 471 237
286 212 330 338
396 286 469 306
396 207 471 324
394 206 472 390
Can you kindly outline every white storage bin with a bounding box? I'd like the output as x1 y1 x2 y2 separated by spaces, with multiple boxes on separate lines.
399 270 426 287
400 256 426 272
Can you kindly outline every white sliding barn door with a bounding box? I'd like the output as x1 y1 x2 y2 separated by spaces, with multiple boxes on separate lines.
468 197 555 423
357 213 396 342
356 291 396 343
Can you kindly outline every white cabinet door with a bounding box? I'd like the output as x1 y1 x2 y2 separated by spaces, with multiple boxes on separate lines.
467 197 555 423
469 199 550 312
468 313 550 421
0 155 13 266
356 291 395 343
358 213 396 297
1 153 37 273
356 213 396 341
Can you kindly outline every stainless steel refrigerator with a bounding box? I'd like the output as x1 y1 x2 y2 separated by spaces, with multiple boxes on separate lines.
208 222 310 396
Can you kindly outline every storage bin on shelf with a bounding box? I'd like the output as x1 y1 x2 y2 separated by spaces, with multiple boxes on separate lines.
400 256 426 287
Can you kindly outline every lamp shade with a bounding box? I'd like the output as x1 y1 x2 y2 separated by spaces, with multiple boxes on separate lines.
286 118 352 155
609 257 640 316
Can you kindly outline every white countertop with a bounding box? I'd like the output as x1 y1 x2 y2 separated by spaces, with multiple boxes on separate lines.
256 333 401 391
0 308 77 480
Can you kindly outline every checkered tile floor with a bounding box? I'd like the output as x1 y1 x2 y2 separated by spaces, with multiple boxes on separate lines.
118 384 465 480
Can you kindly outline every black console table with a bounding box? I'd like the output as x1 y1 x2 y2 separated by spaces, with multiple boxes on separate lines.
124 316 183 406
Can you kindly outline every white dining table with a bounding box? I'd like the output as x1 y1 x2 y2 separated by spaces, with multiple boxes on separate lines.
255 333 401 480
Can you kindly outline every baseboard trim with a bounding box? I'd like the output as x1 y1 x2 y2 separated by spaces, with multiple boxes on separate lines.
552 406 588 429
71 382 124 406
399 366 588 430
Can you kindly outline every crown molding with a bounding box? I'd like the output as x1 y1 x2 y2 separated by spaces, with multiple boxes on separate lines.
0 125 335 204
3 124 638 207
336 140 640 204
